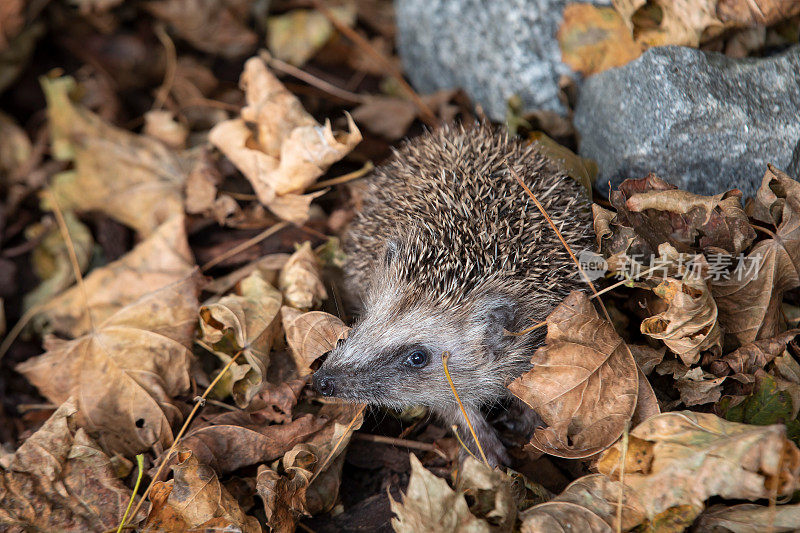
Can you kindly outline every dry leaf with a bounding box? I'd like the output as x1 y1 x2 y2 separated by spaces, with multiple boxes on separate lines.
390 454 491 533
552 474 646 531
714 329 800 376
23 211 93 312
278 242 328 310
179 412 327 475
351 96 418 140
17 274 200 456
200 270 282 407
144 0 257 58
629 344 666 375
456 457 517 531
597 411 800 522
614 0 800 47
0 110 30 177
520 501 612 533
508 291 639 458
0 399 148 531
641 257 723 365
282 308 349 375
144 110 188 150
0 0 24 51
143 451 261 532
43 76 194 236
209 56 361 223
34 215 195 338
695 502 800 532
675 372 726 406
267 5 356 67
712 166 800 347
257 403 364 532
558 4 643 75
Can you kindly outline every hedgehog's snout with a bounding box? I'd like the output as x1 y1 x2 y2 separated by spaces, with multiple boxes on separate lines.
312 372 335 396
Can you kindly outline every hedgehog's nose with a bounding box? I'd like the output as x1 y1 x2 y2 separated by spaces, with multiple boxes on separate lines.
313 374 335 396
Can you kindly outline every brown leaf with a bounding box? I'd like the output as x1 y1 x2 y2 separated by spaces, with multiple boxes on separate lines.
0 399 148 531
251 379 306 424
712 166 800 346
278 242 328 310
597 411 800 522
390 454 491 533
34 215 195 338
0 110 30 176
508 291 639 458
200 270 283 407
612 174 755 256
520 501 613 533
674 372 726 406
143 451 261 532
456 457 517 531
551 474 646 531
283 308 350 375
614 0 800 47
209 56 361 223
714 329 800 376
351 96 418 140
144 0 257 58
143 110 188 150
257 403 364 532
695 502 800 533
629 344 666 375
179 411 327 475
17 274 200 456
267 6 356 67
43 76 194 236
558 4 643 76
641 257 722 365
0 0 24 51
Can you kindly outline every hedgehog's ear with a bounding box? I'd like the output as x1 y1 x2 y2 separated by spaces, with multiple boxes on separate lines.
480 295 515 349
384 239 400 268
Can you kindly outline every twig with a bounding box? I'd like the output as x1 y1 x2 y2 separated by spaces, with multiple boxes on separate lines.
353 433 447 459
309 161 374 191
506 162 612 323
0 302 48 361
264 52 368 104
505 320 546 336
116 454 144 533
442 352 489 467
152 23 177 111
616 425 629 533
310 404 366 483
450 424 479 463
310 0 439 127
124 350 245 526
200 222 290 271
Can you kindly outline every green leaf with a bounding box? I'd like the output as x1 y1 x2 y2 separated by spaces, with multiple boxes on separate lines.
721 374 794 426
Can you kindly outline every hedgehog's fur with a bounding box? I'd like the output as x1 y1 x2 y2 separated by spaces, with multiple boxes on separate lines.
314 124 594 465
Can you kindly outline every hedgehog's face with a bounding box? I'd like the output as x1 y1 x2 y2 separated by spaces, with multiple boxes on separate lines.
312 286 516 410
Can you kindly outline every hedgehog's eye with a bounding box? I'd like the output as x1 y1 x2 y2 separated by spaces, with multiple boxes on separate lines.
404 349 429 368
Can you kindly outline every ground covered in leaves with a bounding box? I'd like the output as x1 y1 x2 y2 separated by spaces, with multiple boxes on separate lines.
1 1 800 532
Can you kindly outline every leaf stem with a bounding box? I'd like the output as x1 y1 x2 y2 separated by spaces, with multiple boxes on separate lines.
116 454 144 533
442 351 490 467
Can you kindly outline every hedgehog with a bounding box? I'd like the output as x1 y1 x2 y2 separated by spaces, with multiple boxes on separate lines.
313 123 595 465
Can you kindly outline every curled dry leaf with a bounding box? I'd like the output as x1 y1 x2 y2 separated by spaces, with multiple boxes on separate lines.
641 256 723 365
712 166 800 347
597 411 800 525
282 308 349 375
713 329 800 376
23 211 93 312
200 270 283 407
614 0 800 47
456 457 517 531
209 56 361 223
278 242 328 310
143 451 261 532
17 274 200 456
508 291 638 458
43 76 195 236
257 403 364 532
144 0 257 58
557 4 643 76
695 502 800 533
390 454 491 533
34 215 195 338
0 399 148 531
611 174 755 256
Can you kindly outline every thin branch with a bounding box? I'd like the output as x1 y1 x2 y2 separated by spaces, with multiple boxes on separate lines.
264 53 368 105
200 222 290 272
310 404 366 483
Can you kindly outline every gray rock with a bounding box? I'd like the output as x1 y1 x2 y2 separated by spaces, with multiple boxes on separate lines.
575 46 800 197
396 0 610 121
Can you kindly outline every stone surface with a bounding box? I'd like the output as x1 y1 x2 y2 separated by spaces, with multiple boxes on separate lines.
396 0 610 121
575 45 800 197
